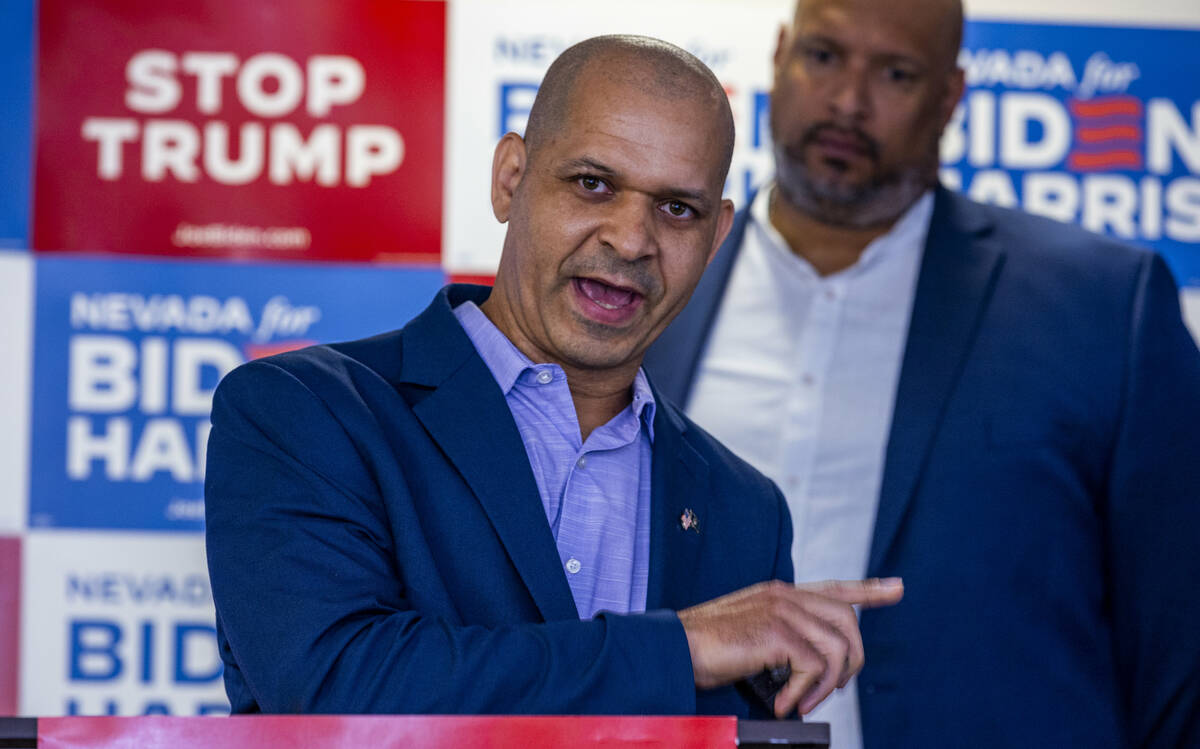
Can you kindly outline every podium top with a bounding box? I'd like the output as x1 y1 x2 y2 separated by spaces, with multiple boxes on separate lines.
1 716 829 748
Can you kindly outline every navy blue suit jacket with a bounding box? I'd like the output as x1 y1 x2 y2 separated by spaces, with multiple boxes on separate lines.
644 187 1200 748
205 284 792 717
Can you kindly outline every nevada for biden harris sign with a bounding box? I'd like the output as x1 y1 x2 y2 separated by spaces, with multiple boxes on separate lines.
33 0 445 263
28 255 445 532
944 21 1200 283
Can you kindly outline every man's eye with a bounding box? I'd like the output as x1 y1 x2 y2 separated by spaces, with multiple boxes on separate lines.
579 175 606 192
886 67 917 84
805 47 834 65
662 200 695 219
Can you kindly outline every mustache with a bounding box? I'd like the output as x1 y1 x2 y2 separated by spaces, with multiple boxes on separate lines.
788 123 881 163
563 253 661 298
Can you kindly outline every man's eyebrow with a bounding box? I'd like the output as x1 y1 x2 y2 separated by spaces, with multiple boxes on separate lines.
559 157 619 177
797 32 843 51
875 51 927 72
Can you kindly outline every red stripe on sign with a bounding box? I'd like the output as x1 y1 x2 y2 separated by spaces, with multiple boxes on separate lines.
0 536 19 715
449 273 496 286
1068 150 1143 171
1076 125 1143 144
1068 96 1142 119
39 715 739 748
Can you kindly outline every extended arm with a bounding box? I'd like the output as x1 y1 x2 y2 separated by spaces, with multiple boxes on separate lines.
205 357 898 716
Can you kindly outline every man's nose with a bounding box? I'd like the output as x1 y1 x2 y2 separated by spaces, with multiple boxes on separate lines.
828 65 871 122
597 194 657 260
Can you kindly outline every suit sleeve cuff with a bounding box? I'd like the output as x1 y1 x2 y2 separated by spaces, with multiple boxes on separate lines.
595 608 697 715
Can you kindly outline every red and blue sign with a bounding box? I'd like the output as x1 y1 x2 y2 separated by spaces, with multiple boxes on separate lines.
947 21 1200 285
29 255 445 531
34 0 446 263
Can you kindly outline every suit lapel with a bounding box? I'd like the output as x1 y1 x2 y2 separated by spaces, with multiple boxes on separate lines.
868 190 1005 575
643 193 755 407
401 287 579 622
645 400 710 610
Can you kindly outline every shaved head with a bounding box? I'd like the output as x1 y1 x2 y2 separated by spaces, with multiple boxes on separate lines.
523 34 737 185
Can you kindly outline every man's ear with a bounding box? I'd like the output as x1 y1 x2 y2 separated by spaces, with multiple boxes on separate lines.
773 23 788 71
707 198 736 266
491 132 528 224
938 67 966 132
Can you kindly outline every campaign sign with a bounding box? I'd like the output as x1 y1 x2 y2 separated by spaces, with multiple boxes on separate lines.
0 0 33 249
443 0 792 276
943 21 1200 285
34 0 445 263
0 536 19 715
20 531 228 716
29 254 446 531
0 252 33 534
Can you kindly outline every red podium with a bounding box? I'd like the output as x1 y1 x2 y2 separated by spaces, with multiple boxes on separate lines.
0 716 829 748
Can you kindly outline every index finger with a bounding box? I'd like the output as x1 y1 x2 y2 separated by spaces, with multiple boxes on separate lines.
795 578 905 608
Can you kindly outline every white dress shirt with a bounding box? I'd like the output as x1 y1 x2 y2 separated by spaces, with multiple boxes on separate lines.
686 185 933 748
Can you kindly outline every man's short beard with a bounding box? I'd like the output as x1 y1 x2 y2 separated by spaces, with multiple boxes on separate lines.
773 140 933 229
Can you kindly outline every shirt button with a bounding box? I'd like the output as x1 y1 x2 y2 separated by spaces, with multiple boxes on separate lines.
801 373 816 386
536 370 553 384
576 456 587 469
565 558 582 574
824 288 837 301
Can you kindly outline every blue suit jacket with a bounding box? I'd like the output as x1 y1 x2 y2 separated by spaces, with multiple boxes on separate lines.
205 284 792 717
643 187 1200 748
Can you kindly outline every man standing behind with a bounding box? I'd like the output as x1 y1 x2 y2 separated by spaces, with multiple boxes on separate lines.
205 35 903 722
645 1 1200 747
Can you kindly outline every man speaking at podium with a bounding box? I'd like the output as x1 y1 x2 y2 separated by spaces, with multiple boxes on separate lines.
204 35 902 720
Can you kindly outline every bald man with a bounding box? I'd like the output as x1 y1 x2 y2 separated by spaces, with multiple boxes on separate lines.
646 1 1200 747
205 35 903 720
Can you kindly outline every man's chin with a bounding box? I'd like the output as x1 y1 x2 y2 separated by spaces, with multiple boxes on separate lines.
776 166 927 229
553 322 646 372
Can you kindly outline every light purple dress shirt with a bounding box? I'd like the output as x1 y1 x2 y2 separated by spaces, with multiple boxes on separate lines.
453 300 654 620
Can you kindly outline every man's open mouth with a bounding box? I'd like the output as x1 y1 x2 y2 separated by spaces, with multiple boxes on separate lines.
572 277 645 324
576 277 640 309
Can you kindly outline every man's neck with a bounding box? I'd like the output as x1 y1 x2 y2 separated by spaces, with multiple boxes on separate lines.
768 188 899 277
478 294 636 442
559 365 637 443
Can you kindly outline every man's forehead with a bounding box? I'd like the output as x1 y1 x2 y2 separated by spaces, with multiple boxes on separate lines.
554 75 726 177
567 59 718 117
794 0 958 65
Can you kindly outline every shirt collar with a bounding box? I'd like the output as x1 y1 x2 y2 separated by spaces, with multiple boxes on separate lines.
452 300 657 440
452 300 530 395
629 368 657 441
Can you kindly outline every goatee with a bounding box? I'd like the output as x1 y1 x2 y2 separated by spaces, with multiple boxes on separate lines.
773 126 933 228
